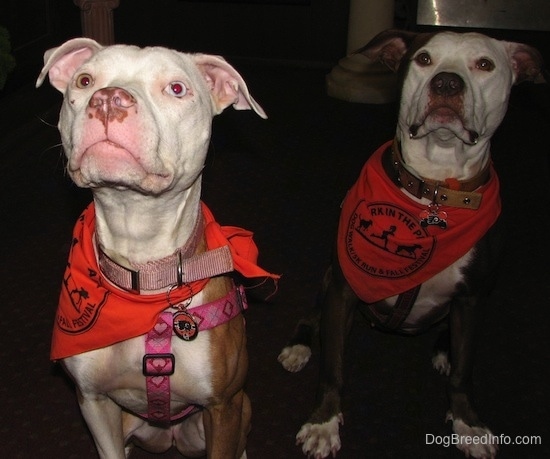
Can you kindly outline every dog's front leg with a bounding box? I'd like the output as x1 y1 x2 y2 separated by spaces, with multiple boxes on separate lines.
203 389 251 459
77 389 127 459
448 295 497 458
296 262 358 458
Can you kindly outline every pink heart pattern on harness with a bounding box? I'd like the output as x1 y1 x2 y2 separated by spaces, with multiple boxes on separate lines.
147 315 171 352
154 321 168 334
150 376 166 388
151 357 170 372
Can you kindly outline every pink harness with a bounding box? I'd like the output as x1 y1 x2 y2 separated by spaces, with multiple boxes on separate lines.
143 284 248 425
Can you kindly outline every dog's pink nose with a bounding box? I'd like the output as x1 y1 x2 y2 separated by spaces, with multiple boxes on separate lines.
88 87 136 124
430 72 464 97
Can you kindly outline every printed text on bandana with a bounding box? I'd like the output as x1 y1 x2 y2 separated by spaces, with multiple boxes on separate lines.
344 201 435 279
57 235 109 334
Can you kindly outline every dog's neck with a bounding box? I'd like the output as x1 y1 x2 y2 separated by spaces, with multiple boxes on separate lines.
396 127 491 182
92 183 203 268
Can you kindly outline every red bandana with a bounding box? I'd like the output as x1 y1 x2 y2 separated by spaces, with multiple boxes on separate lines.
337 141 501 304
52 202 280 360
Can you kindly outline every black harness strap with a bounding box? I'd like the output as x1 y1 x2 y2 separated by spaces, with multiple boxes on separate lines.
383 284 422 330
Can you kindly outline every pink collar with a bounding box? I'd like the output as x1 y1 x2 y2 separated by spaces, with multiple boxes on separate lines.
97 214 235 294
143 284 248 424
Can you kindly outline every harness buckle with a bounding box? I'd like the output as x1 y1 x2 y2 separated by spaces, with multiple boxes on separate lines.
236 284 248 312
142 353 175 376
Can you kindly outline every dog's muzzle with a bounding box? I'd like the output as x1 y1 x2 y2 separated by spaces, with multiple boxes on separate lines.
430 72 464 97
409 72 479 145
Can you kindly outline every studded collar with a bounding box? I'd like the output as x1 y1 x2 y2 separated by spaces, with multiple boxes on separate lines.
386 139 491 209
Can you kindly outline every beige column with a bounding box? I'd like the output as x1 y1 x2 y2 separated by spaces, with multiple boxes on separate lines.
74 0 120 45
327 0 396 103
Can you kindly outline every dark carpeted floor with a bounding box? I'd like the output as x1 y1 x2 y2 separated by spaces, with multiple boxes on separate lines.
1 55 549 458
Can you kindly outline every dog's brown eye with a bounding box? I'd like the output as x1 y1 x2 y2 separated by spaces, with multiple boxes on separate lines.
75 73 93 89
415 52 432 66
476 58 494 71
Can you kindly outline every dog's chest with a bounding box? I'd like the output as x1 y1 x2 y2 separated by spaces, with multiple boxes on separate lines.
338 142 500 329
366 248 474 333
64 331 214 413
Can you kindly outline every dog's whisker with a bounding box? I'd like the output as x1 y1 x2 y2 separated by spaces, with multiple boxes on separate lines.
38 148 69 178
36 115 59 129
41 142 63 153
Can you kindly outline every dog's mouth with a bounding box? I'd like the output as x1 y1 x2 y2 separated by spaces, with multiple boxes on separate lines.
70 140 171 192
409 106 479 145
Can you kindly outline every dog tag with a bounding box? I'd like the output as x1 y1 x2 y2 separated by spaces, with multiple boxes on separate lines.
419 204 448 229
173 311 199 341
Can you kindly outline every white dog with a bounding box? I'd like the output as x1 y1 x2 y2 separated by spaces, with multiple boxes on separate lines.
37 38 277 458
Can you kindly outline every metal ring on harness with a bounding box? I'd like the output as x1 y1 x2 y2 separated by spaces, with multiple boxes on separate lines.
166 282 194 310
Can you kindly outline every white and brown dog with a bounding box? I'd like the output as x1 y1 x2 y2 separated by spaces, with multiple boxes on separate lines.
37 38 277 458
279 30 543 458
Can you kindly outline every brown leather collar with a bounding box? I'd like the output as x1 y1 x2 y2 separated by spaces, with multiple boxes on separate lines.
384 139 491 210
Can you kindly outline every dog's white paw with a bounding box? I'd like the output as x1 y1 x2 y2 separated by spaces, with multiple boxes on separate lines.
449 415 498 458
296 414 343 458
278 344 312 372
432 351 451 376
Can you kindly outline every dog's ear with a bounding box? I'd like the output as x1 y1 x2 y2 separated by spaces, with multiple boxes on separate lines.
506 42 545 84
36 38 103 92
193 54 267 119
355 29 419 72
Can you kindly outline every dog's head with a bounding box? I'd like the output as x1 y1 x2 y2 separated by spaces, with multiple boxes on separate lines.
37 38 266 196
358 30 543 177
